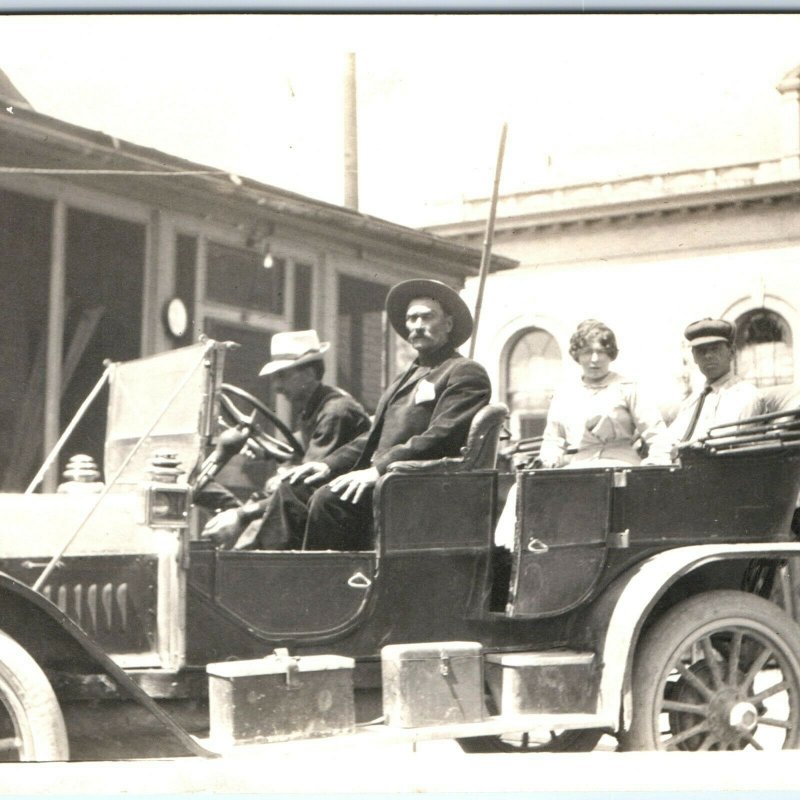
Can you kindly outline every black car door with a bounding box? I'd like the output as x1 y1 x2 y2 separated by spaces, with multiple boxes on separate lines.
506 468 613 617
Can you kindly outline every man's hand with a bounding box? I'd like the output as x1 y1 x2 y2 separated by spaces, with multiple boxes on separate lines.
328 467 379 504
284 461 332 485
195 415 255 492
264 473 282 493
242 439 267 460
201 508 245 548
538 456 563 469
216 417 255 458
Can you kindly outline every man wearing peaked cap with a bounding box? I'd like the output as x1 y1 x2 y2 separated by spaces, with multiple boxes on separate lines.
685 318 735 348
229 279 491 552
200 330 370 549
667 317 758 449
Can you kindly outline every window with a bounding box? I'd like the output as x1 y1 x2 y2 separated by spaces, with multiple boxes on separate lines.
505 327 562 438
203 319 274 397
293 261 313 330
206 241 285 316
734 309 793 388
0 189 52 490
337 275 389 413
62 208 145 480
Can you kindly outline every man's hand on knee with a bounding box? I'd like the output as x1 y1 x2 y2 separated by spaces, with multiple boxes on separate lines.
328 467 379 504
201 507 246 548
285 462 331 485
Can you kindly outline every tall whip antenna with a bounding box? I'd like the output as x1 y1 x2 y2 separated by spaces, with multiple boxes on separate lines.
469 122 508 359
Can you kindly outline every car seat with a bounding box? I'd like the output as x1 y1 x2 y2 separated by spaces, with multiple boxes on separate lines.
386 403 510 475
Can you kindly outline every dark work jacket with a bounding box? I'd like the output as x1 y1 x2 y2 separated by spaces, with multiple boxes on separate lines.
299 383 371 462
198 383 369 512
322 348 491 477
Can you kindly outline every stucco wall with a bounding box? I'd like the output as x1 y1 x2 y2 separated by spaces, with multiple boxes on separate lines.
462 205 800 414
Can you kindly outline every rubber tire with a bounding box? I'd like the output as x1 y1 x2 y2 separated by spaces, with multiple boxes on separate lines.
619 589 800 752
0 630 69 761
458 728 603 753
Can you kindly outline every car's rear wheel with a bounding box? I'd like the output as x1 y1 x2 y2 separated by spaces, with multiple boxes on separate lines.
620 590 800 751
458 727 603 753
0 631 69 761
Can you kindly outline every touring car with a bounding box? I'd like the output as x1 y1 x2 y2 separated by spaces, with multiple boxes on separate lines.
2 338 800 760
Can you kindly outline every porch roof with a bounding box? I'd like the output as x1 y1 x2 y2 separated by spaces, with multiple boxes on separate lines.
0 100 517 281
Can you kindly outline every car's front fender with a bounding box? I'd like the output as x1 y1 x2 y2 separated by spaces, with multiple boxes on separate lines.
572 542 800 731
0 570 214 757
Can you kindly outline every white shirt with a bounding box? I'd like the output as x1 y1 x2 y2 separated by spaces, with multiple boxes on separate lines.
668 371 758 445
539 371 671 468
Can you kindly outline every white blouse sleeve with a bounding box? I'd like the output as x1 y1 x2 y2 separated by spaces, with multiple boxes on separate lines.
626 382 671 464
539 390 568 468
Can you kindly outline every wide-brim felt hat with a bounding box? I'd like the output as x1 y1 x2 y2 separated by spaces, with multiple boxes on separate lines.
259 330 330 376
385 279 474 349
684 318 735 348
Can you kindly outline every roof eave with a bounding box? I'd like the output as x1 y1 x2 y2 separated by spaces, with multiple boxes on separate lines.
0 105 518 277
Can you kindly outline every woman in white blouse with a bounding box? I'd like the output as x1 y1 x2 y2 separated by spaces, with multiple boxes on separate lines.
495 320 669 548
539 319 671 468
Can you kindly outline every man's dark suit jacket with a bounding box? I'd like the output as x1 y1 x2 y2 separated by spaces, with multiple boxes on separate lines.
322 347 492 478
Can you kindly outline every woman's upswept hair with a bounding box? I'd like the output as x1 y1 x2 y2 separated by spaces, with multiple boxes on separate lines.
568 319 619 362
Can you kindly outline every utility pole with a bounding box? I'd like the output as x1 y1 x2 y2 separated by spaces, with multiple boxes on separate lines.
343 52 359 210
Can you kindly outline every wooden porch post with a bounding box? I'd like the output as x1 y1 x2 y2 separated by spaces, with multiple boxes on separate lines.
43 199 67 493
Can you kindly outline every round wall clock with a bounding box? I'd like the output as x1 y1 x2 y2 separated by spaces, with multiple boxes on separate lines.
163 297 189 339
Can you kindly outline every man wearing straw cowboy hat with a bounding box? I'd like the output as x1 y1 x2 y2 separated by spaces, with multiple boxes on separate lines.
200 329 370 549
232 278 491 552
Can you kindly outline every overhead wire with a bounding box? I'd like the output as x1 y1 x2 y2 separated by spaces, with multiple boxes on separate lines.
0 166 236 177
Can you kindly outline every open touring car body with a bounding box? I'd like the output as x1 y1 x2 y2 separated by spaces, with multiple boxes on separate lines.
2 340 800 759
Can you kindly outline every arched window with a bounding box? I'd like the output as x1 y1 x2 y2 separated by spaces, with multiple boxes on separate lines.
734 309 794 388
505 327 562 439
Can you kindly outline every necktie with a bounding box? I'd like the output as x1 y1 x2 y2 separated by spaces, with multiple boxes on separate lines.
681 385 713 442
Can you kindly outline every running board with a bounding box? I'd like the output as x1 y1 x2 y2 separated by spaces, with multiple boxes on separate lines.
197 712 614 754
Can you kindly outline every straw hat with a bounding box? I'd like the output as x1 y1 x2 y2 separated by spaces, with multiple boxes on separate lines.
259 330 330 376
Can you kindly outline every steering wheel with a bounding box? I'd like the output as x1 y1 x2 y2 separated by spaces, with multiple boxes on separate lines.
219 383 304 462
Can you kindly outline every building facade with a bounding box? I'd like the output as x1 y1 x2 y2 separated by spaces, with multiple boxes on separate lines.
0 71 514 492
427 66 800 442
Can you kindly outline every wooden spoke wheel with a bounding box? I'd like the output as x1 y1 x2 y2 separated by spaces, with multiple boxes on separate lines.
620 590 800 751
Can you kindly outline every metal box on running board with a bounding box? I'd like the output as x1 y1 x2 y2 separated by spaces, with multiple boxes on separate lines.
485 651 596 715
206 649 355 745
381 641 484 728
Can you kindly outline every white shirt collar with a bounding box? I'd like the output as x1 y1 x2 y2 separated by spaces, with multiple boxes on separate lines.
706 370 736 393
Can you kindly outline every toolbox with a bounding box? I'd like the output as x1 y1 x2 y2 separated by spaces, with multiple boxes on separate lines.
206 649 355 745
381 641 485 728
485 651 596 715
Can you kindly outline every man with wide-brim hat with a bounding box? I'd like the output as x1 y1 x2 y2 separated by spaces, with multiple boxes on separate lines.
231 279 491 552
384 278 475 350
257 329 331 376
200 329 370 549
668 317 758 448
